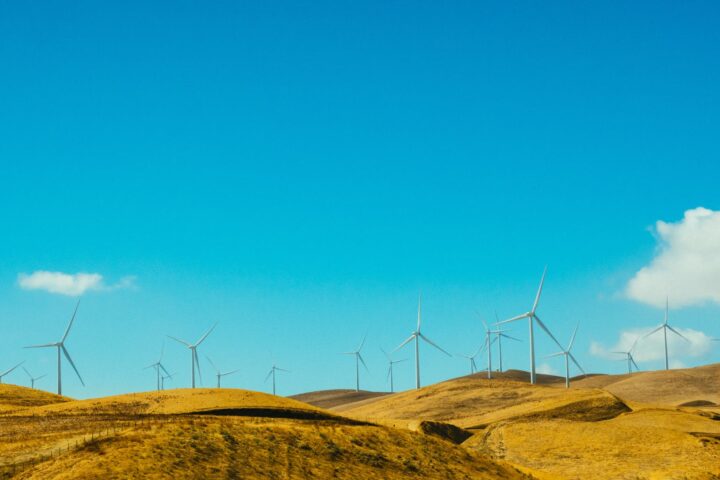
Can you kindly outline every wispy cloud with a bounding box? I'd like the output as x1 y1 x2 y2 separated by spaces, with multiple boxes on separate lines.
18 271 136 296
626 207 720 308
590 326 713 364
536 362 558 376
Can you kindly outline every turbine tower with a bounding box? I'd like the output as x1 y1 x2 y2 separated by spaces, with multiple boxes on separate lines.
0 361 24 384
394 293 451 389
546 323 585 388
21 366 46 389
206 356 240 388
342 335 368 392
479 318 502 379
494 312 521 373
160 372 175 390
25 300 84 395
496 267 565 384
457 346 481 375
381 348 406 393
145 344 170 391
265 364 288 395
168 323 217 388
613 337 640 374
643 297 689 370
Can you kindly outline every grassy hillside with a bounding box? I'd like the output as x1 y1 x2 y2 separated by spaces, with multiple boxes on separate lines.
0 385 70 413
290 389 390 409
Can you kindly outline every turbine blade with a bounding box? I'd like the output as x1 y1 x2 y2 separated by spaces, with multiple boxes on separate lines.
643 325 664 338
358 353 369 371
61 346 84 386
195 323 218 346
533 315 565 351
545 351 565 358
0 361 24 377
22 366 32 378
36 374 47 381
159 363 171 377
567 351 586 375
531 266 547 313
264 370 273 382
167 335 191 347
24 342 57 349
205 355 219 373
496 313 530 326
418 333 451 356
416 292 422 331
393 334 416 353
62 299 81 343
568 323 579 351
276 367 290 372
194 350 202 384
357 333 367 352
500 334 522 342
666 325 690 342
386 365 392 381
221 369 240 377
380 347 391 361
630 356 640 371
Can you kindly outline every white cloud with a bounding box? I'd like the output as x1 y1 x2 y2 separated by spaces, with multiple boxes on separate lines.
590 326 713 364
536 362 558 376
18 271 136 296
626 207 720 308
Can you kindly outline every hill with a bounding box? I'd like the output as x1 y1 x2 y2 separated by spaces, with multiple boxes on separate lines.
0 384 70 413
290 389 390 409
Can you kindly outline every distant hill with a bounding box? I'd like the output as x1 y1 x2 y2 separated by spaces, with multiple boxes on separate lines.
0 384 70 413
289 389 390 409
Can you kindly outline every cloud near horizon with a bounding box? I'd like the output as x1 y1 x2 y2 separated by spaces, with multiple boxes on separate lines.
18 271 136 296
590 326 713 364
626 207 720 308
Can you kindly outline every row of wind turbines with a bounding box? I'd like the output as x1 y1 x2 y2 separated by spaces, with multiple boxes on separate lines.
6 267 714 396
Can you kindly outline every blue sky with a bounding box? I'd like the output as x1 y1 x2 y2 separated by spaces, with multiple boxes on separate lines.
1 1 719 398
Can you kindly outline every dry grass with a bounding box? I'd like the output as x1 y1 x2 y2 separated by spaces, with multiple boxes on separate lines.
289 389 390 409
0 385 69 413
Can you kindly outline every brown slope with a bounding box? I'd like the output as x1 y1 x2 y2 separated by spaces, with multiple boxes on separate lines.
0 384 70 413
290 389 390 409
572 363 720 406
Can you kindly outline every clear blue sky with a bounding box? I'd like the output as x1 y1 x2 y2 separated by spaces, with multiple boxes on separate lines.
1 1 718 398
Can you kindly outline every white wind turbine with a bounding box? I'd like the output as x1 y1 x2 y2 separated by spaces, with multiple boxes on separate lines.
342 335 368 392
265 364 288 395
160 372 176 390
206 356 240 388
496 267 565 384
394 293 451 389
479 318 504 379
381 348 406 393
613 337 640 374
643 297 689 370
494 313 521 373
0 361 24 384
21 366 46 389
168 323 217 388
546 323 585 388
145 344 170 391
457 345 482 375
25 300 84 395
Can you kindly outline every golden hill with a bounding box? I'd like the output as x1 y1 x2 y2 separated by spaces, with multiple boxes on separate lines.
0 387 528 480
0 384 70 413
571 362 720 407
337 372 629 428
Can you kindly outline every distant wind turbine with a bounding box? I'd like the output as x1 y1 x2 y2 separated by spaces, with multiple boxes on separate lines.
546 323 585 388
145 344 170 391
160 372 176 390
168 323 217 388
21 366 46 389
479 317 503 379
496 267 565 384
457 345 482 375
613 337 640 374
381 348 406 393
494 312 521 373
206 356 240 388
265 364 288 395
0 361 24 384
342 335 368 392
394 293 451 389
643 297 689 370
25 300 84 395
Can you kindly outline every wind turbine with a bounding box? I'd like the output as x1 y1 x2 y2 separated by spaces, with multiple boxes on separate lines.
394 293 451 389
479 318 503 379
457 345 482 375
265 364 288 395
21 366 46 389
342 335 368 392
381 348 406 393
643 297 689 370
145 344 170 391
496 267 565 384
494 312 521 373
613 337 640 374
168 323 217 388
25 300 84 395
206 356 240 388
160 372 176 390
546 323 585 388
0 361 24 384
